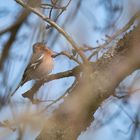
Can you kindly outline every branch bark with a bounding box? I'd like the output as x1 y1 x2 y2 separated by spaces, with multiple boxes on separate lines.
22 65 81 100
13 0 140 140
0 10 29 69
15 0 88 63
35 24 140 140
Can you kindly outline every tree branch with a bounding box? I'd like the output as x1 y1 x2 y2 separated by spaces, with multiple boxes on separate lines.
54 51 81 64
0 10 29 70
22 65 81 100
13 1 140 140
88 10 140 60
36 24 140 140
15 0 88 63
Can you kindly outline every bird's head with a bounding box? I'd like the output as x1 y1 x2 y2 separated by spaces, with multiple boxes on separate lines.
33 42 54 57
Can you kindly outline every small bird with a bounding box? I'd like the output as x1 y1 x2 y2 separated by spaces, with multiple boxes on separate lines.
11 42 54 97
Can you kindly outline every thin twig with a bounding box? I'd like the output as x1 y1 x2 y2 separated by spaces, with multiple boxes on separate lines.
54 51 81 64
41 3 65 9
22 65 81 100
15 0 88 63
40 79 77 113
88 11 140 60
48 0 82 48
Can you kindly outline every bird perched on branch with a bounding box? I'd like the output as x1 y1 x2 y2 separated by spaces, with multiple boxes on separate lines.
11 42 54 97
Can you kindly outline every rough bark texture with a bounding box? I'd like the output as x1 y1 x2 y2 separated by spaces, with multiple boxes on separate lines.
36 25 140 140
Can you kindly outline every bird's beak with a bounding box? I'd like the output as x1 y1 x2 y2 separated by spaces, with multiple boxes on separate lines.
51 53 57 58
51 51 58 58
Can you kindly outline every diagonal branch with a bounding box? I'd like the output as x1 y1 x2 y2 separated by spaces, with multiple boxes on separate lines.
15 0 88 63
22 65 81 100
88 10 140 60
36 24 140 139
54 51 81 64
0 10 29 70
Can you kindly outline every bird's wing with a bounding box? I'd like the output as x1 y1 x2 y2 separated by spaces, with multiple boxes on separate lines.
22 53 44 83
29 53 44 70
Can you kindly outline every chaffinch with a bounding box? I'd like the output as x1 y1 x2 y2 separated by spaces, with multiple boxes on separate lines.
11 42 54 96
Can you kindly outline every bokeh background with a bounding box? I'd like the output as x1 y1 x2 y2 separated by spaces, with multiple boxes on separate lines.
0 0 140 140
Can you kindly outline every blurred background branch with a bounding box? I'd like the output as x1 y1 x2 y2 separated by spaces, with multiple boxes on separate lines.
0 0 140 140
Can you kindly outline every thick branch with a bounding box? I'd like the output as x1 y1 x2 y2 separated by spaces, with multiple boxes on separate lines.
14 0 140 139
22 65 81 100
36 24 140 140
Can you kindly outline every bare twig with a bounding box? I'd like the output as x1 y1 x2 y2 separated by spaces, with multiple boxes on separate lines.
54 0 72 21
41 3 65 10
48 0 58 19
49 0 82 48
22 65 81 100
54 51 81 64
15 0 88 63
88 47 102 60
88 10 140 60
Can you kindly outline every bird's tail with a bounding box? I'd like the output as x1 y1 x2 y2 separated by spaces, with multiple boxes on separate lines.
10 82 22 97
10 79 26 97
